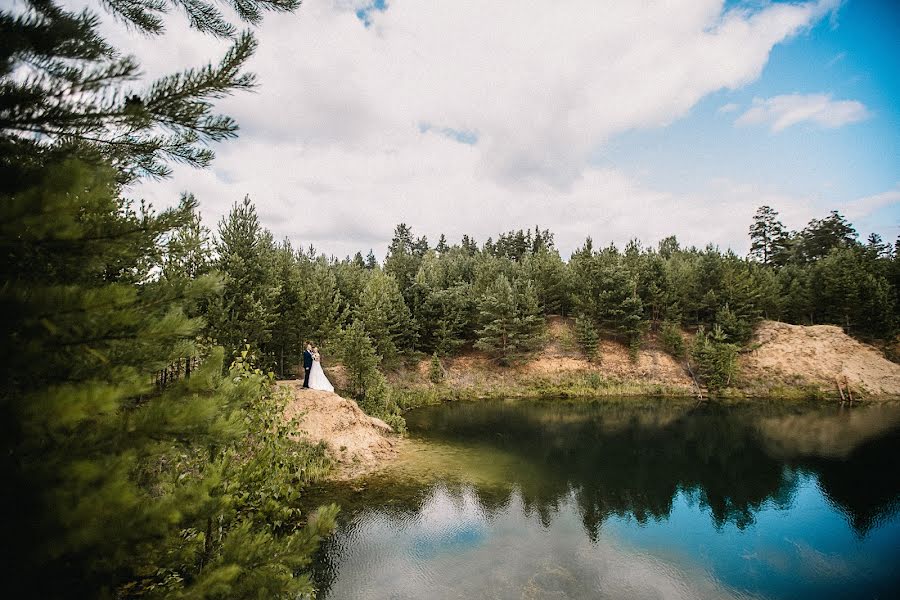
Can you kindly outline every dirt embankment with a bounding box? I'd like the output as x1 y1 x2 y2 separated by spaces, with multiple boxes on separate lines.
740 321 900 397
405 316 695 393
279 381 399 479
401 317 900 399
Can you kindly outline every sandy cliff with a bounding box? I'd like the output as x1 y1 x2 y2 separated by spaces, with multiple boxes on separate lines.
740 321 900 397
280 381 399 479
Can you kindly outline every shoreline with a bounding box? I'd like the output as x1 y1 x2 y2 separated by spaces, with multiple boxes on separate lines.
389 375 900 413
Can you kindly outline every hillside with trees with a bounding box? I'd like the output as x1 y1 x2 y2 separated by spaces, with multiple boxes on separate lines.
181 198 899 399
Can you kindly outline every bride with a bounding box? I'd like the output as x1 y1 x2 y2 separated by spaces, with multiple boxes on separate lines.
307 346 334 392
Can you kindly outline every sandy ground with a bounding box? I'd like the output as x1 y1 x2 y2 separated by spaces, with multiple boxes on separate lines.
413 316 695 391
410 317 900 398
280 381 399 479
740 321 900 396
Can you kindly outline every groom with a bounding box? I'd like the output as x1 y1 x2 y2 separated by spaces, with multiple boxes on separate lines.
302 342 313 388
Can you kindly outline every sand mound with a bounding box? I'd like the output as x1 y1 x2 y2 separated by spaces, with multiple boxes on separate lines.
280 381 398 479
741 321 900 397
409 316 694 391
520 344 692 387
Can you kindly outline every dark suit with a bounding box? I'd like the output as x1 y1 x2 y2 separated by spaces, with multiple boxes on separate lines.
302 349 313 388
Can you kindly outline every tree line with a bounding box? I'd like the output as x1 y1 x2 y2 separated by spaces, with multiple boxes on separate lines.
179 196 897 394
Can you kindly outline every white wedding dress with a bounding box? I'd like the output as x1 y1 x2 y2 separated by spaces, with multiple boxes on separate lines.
308 356 334 392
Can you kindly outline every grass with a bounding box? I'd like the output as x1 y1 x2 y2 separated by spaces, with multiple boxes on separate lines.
391 371 697 411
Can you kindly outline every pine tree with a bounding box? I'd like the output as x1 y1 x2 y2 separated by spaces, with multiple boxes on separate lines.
384 223 421 300
866 233 888 259
1 0 339 596
749 205 788 265
691 325 738 391
574 314 600 361
0 160 335 598
429 352 445 383
356 270 416 363
337 320 404 429
338 320 382 401
436 233 449 254
161 194 212 282
475 275 544 365
798 210 858 262
365 249 378 269
1 0 301 182
207 196 279 362
523 247 570 315
572 251 645 346
634 252 673 326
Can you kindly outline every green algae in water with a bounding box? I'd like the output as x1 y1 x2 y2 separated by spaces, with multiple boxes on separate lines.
310 399 900 599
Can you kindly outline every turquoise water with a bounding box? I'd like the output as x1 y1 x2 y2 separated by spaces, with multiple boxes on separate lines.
311 399 900 599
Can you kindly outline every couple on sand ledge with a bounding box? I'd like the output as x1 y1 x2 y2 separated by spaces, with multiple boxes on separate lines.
302 342 334 392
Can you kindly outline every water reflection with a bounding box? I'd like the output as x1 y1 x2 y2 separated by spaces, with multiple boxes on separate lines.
312 400 900 599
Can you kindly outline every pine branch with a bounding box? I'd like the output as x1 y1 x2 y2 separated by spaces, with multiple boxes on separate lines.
100 0 167 35
174 0 235 38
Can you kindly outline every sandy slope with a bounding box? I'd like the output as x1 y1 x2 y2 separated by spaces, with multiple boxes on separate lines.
741 321 900 396
280 381 398 479
411 316 696 392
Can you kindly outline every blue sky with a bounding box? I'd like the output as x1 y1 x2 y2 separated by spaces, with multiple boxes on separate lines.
132 0 900 258
598 0 899 240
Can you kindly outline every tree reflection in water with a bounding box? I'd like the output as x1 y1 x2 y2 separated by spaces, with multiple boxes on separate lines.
310 400 900 599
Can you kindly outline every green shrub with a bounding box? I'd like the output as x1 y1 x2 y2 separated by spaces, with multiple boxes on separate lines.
660 321 686 358
575 314 600 361
429 352 445 384
691 325 738 391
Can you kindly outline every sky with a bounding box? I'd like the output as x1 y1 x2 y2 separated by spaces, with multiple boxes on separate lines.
103 0 899 259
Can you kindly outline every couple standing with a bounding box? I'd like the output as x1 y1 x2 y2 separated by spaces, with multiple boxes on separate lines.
302 342 334 392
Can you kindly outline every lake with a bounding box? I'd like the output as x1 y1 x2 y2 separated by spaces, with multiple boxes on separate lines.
310 399 900 599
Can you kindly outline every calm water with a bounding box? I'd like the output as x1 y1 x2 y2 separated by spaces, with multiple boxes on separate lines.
310 399 900 599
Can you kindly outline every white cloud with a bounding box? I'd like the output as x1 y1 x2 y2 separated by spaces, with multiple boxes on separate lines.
735 93 869 132
111 0 880 257
841 186 900 220
135 133 897 261
718 103 741 114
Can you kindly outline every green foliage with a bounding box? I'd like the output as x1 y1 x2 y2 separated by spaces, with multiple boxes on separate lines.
574 314 600 360
475 274 545 365
523 246 571 314
660 320 686 359
0 0 300 181
810 246 896 337
271 246 344 376
226 353 335 532
570 246 644 345
749 205 788 266
429 352 445 384
0 161 334 598
797 210 858 262
356 270 417 363
338 320 382 400
691 325 739 391
715 303 753 345
206 195 280 362
384 222 426 304
337 321 406 432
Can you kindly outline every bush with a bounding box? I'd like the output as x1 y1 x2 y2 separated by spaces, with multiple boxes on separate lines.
575 314 600 361
429 352 445 384
660 321 685 358
691 325 738 391
714 303 753 344
338 321 406 432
